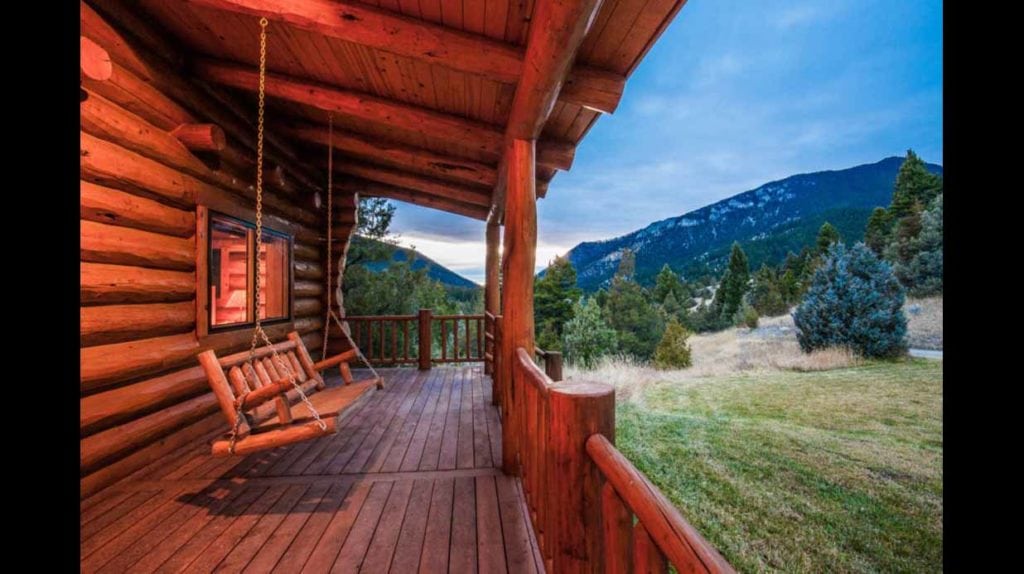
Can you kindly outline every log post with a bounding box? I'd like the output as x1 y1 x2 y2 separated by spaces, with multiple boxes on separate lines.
418 308 433 370
171 123 227 151
545 351 564 382
548 381 615 573
484 218 501 380
499 138 537 474
602 482 633 574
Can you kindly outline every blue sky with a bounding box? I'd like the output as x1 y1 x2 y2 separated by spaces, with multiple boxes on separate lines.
388 0 943 284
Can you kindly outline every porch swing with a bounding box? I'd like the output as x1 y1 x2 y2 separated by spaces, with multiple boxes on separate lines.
197 18 383 457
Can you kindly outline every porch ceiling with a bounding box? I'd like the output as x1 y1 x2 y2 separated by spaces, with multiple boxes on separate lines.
130 0 688 219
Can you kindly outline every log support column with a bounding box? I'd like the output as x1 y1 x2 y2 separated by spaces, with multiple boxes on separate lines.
499 138 537 474
484 218 501 380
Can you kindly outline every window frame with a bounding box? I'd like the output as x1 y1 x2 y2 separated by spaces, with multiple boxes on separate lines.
197 205 295 340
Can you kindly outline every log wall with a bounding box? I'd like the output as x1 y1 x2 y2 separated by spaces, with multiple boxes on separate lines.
79 1 356 498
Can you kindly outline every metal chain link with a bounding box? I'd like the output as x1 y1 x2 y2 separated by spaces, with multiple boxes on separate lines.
229 17 326 454
321 114 334 360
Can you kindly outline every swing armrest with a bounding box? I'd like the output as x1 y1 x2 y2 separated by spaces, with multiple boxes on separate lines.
313 348 358 372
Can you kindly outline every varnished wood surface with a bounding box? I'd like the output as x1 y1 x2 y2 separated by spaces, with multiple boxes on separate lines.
80 367 543 573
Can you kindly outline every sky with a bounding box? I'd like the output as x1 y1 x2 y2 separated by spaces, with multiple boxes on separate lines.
387 0 943 285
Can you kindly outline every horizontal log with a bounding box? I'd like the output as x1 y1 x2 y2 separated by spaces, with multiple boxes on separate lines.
302 331 324 360
587 434 737 573
286 124 497 187
313 349 358 372
294 316 325 334
171 123 226 151
211 416 337 457
294 280 324 298
195 59 575 171
82 0 325 193
81 301 195 347
80 413 222 499
81 35 113 81
293 259 323 280
333 161 491 207
237 376 294 411
81 220 195 271
294 297 323 316
81 180 194 238
81 393 218 476
81 108 318 229
294 242 320 261
81 262 195 306
81 333 201 393
338 180 488 220
81 58 192 132
80 365 207 436
81 131 196 207
185 0 623 113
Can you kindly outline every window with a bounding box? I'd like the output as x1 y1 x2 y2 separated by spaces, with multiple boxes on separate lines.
206 211 292 331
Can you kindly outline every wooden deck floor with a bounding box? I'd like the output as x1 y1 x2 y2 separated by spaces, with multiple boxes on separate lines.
80 367 543 573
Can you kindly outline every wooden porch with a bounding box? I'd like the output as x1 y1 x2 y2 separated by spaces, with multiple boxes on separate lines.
80 367 543 573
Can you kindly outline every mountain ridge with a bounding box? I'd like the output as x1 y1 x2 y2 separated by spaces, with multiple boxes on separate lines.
561 156 943 290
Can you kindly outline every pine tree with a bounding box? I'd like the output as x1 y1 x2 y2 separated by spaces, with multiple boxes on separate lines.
794 242 907 358
816 222 841 255
616 248 636 280
864 207 893 256
563 298 618 369
711 242 750 324
605 265 664 360
652 264 683 303
890 150 942 219
750 264 788 316
661 290 684 322
894 194 943 296
534 255 583 350
654 318 693 369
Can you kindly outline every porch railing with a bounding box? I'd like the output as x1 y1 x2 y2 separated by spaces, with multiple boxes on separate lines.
342 309 485 368
504 347 736 573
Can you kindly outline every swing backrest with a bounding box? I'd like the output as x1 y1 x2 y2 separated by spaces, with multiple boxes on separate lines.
197 331 326 432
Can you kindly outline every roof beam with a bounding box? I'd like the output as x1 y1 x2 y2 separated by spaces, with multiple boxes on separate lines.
195 59 575 171
336 180 489 221
330 161 492 207
492 0 605 219
184 0 624 114
284 124 496 187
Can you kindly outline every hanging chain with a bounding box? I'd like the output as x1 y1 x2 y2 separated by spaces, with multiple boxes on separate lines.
230 18 326 454
318 113 382 382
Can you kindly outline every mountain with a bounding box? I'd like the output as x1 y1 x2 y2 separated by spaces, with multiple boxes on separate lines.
562 156 943 291
357 239 480 290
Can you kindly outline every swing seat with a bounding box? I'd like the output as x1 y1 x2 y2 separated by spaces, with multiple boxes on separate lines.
197 331 383 457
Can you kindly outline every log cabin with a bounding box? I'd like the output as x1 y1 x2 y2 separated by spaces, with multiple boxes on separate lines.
79 0 736 571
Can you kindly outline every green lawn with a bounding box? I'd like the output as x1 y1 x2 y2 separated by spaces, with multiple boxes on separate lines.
615 359 943 573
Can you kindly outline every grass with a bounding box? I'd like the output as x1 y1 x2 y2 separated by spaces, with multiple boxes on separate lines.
610 359 943 573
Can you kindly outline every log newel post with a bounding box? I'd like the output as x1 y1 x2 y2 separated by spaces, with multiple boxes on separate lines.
500 138 536 475
484 218 501 380
545 351 564 382
549 381 615 573
417 308 432 370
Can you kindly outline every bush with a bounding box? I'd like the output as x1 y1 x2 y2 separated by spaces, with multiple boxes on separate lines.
793 242 908 358
654 318 693 369
735 302 759 329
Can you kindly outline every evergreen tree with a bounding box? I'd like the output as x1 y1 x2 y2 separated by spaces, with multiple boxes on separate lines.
779 268 800 305
605 263 664 360
750 264 788 316
816 222 842 255
563 298 618 369
890 150 942 219
864 207 893 256
654 318 693 369
711 242 750 323
894 195 943 296
652 264 684 303
660 290 685 322
793 242 907 358
533 255 583 350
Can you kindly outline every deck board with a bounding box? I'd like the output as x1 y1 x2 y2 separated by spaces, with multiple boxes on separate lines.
81 367 542 573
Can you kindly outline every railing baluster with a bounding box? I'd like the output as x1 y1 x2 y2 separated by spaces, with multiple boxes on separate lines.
633 523 668 574
404 320 410 362
603 483 634 574
441 319 448 361
391 320 398 363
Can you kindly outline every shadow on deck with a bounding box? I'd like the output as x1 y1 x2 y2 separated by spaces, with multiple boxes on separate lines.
80 367 543 573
